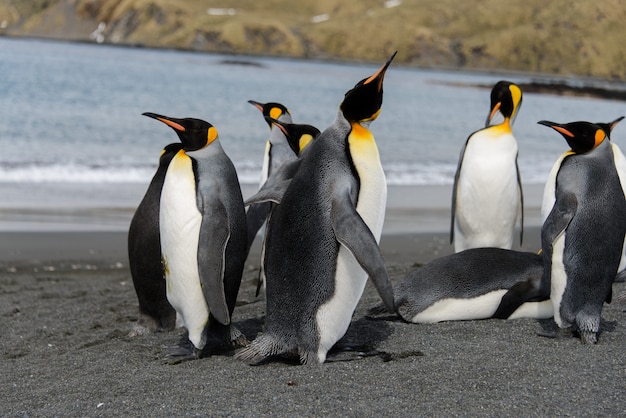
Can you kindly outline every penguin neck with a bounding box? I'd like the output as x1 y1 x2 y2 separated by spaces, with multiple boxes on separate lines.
486 118 512 136
347 121 387 241
186 139 223 159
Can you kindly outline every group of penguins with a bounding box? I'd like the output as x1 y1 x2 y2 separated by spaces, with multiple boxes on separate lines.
128 51 626 365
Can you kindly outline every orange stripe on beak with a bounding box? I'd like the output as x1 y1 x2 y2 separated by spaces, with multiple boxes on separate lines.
553 125 574 138
157 117 186 132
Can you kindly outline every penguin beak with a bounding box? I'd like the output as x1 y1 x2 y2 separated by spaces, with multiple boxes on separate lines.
537 120 574 138
143 112 186 132
485 102 502 127
264 116 289 137
363 51 397 91
610 116 625 132
248 100 264 112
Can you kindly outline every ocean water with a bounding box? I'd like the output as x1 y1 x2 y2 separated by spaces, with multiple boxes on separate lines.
1 37 626 193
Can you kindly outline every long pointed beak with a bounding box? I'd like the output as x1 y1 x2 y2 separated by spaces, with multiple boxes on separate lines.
364 51 397 89
142 112 186 132
247 100 264 112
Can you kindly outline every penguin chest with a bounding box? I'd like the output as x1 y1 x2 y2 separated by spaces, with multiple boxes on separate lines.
160 152 208 347
457 130 520 241
349 124 387 239
549 230 568 327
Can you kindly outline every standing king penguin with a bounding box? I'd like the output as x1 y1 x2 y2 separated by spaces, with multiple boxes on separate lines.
540 116 626 281
143 112 248 358
128 142 182 334
451 81 524 252
236 53 397 365
249 117 320 296
246 101 294 253
538 120 626 344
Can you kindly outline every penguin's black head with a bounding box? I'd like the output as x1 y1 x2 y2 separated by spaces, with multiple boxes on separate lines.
248 100 291 128
595 116 624 140
340 51 397 123
538 120 607 154
486 80 523 127
265 116 320 155
143 112 218 152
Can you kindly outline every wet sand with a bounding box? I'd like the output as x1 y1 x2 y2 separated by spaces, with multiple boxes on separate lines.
1 184 625 416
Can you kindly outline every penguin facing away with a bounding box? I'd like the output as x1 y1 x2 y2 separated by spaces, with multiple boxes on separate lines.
236 52 397 365
451 81 524 253
368 248 552 324
248 117 321 297
537 120 626 344
143 112 248 358
246 101 294 253
128 142 182 335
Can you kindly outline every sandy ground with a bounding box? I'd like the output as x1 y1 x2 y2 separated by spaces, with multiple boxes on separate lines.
1 183 625 416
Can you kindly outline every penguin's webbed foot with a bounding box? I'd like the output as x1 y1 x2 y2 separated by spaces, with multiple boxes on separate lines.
163 342 201 364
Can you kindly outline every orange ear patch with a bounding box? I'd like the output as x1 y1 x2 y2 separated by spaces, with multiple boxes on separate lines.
207 126 218 144
269 107 283 120
594 129 605 147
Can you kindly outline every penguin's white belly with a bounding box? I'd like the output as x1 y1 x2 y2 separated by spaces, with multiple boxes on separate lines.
456 135 519 249
315 126 387 362
541 153 571 223
508 299 553 320
161 155 209 349
409 290 508 323
549 232 567 327
611 143 626 271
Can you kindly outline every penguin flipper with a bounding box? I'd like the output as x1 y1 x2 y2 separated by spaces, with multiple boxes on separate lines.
197 198 231 326
245 180 291 205
331 193 395 311
493 278 549 319
244 159 302 206
542 192 577 248
245 201 271 250
450 137 470 244
516 155 524 246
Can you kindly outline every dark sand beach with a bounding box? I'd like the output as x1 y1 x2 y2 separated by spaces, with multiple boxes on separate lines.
1 184 625 416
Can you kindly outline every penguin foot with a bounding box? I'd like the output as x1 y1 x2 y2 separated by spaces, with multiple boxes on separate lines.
164 343 201 364
365 303 397 319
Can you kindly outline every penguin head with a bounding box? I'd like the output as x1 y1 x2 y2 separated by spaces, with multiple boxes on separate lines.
595 116 624 140
248 100 291 128
265 116 320 155
537 120 607 154
340 51 397 124
143 112 218 152
486 81 523 127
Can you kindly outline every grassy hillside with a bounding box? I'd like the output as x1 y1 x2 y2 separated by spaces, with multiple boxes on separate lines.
2 0 626 80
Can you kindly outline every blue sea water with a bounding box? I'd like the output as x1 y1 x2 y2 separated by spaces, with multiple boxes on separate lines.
1 36 626 190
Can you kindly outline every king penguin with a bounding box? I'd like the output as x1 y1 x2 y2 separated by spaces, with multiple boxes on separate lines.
246 101 294 253
541 116 626 282
537 120 626 344
248 117 321 296
143 112 248 358
368 248 552 324
128 142 182 335
236 52 397 365
451 81 524 252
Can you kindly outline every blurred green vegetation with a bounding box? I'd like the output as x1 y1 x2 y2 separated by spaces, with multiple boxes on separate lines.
2 0 625 80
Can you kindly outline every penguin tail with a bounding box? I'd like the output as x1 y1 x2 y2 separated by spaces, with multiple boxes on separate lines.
234 336 275 365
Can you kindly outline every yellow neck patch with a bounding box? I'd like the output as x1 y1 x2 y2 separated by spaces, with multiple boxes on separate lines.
269 107 283 120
